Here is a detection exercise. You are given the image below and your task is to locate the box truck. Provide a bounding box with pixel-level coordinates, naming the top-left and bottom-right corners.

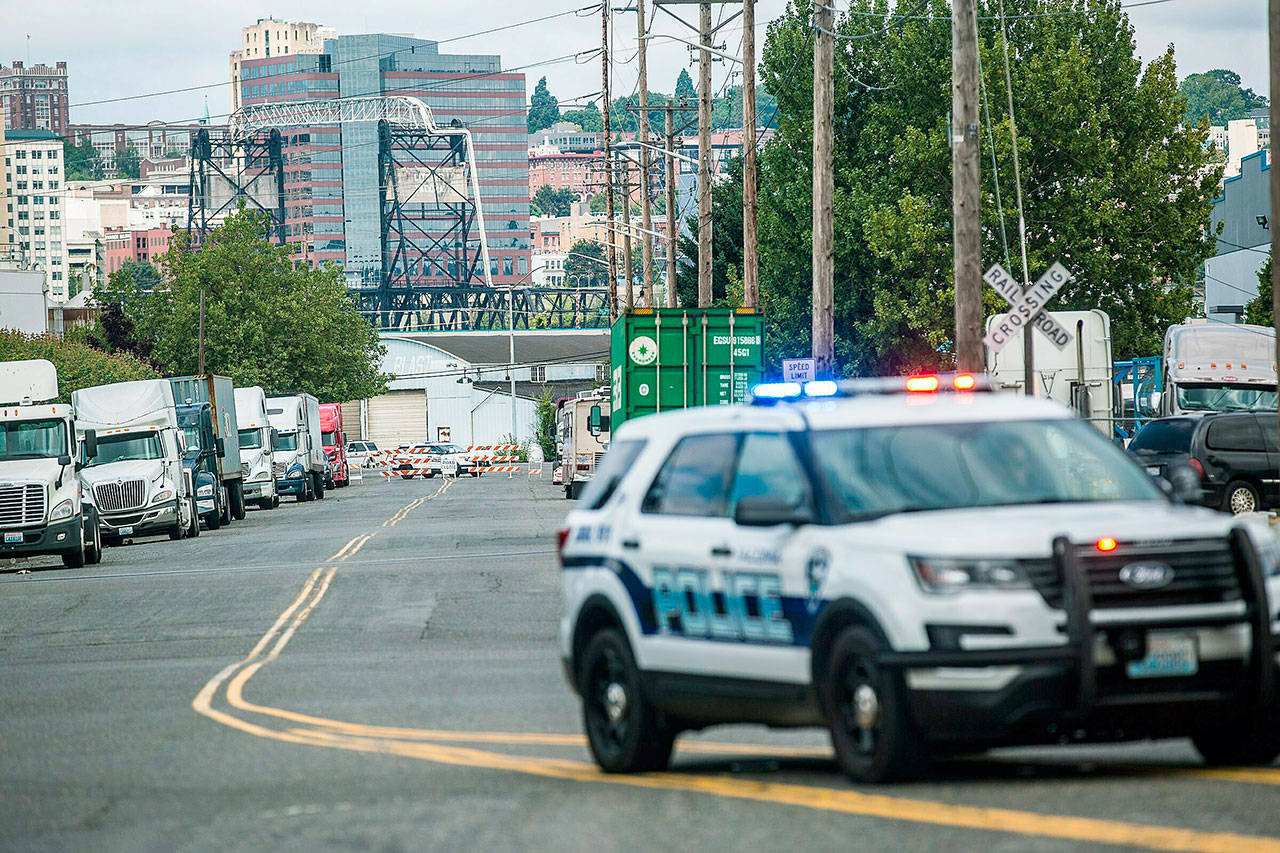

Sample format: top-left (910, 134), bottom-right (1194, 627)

top-left (171, 375), bottom-right (245, 521)
top-left (234, 386), bottom-right (279, 510)
top-left (73, 378), bottom-right (198, 543)
top-left (0, 360), bottom-right (103, 567)
top-left (318, 403), bottom-right (349, 488)
top-left (267, 393), bottom-right (326, 501)
top-left (556, 388), bottom-right (610, 500)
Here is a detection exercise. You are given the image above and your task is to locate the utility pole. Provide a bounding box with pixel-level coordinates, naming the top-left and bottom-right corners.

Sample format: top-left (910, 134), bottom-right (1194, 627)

top-left (636, 0), bottom-right (655, 307)
top-left (811, 0), bottom-right (834, 377)
top-left (619, 153), bottom-right (634, 310)
top-left (665, 107), bottom-right (680, 306)
top-left (697, 1), bottom-right (714, 306)
top-left (742, 0), bottom-right (759, 308)
top-left (197, 288), bottom-right (206, 375)
top-left (601, 3), bottom-right (619, 321)
top-left (1271, 0), bottom-right (1279, 446)
top-left (951, 0), bottom-right (983, 374)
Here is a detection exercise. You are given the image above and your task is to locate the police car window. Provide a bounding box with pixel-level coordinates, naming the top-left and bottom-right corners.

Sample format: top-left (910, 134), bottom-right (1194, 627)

top-left (808, 418), bottom-right (1162, 520)
top-left (577, 439), bottom-right (646, 510)
top-left (728, 432), bottom-right (810, 513)
top-left (642, 433), bottom-right (738, 517)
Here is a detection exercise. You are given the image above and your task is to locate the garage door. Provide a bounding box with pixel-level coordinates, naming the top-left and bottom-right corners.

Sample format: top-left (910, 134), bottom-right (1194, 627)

top-left (366, 390), bottom-right (427, 449)
top-left (340, 401), bottom-right (362, 440)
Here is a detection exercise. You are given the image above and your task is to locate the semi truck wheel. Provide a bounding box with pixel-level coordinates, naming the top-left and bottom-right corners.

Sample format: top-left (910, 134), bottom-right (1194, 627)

top-left (187, 498), bottom-right (200, 538)
top-left (61, 529), bottom-right (86, 569)
top-left (230, 483), bottom-right (246, 521)
top-left (85, 520), bottom-right (103, 565)
top-left (219, 487), bottom-right (232, 525)
top-left (314, 472), bottom-right (326, 500)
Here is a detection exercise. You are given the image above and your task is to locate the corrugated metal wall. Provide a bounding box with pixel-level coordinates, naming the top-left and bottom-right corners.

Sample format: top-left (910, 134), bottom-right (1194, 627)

top-left (340, 401), bottom-right (362, 441)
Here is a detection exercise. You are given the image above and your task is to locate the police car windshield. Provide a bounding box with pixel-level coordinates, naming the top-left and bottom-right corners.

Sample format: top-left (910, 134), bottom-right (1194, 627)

top-left (807, 417), bottom-right (1163, 520)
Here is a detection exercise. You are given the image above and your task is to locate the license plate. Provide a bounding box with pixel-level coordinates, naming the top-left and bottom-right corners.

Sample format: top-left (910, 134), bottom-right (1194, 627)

top-left (3, 532), bottom-right (22, 544)
top-left (1126, 634), bottom-right (1198, 679)
top-left (119, 526), bottom-right (133, 536)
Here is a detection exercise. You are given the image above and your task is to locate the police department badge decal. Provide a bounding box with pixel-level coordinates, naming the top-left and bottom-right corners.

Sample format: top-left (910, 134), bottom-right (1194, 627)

top-left (806, 549), bottom-right (830, 613)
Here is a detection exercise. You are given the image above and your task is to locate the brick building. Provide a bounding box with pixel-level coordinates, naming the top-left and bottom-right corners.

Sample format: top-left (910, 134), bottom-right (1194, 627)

top-left (0, 61), bottom-right (69, 136)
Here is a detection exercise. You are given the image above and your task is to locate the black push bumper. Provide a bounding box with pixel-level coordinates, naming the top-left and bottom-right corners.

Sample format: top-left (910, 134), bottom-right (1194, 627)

top-left (0, 515), bottom-right (83, 559)
top-left (878, 529), bottom-right (1280, 746)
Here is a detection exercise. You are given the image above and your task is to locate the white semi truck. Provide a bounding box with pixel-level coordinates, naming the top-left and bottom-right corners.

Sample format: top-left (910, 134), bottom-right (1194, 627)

top-left (234, 386), bottom-right (278, 510)
top-left (1159, 321), bottom-right (1276, 415)
top-left (0, 359), bottom-right (103, 567)
top-left (266, 393), bottom-right (327, 502)
top-left (73, 378), bottom-right (198, 543)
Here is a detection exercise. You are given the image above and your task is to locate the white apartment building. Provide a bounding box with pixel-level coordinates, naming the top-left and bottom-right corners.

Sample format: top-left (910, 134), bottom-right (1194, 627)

top-left (229, 18), bottom-right (335, 112)
top-left (1211, 118), bottom-right (1264, 179)
top-left (4, 130), bottom-right (69, 301)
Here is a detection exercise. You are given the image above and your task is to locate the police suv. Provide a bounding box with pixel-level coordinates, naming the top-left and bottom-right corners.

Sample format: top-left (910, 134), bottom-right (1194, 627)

top-left (558, 375), bottom-right (1280, 782)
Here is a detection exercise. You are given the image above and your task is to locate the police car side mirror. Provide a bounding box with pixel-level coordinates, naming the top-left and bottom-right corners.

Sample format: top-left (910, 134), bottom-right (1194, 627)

top-left (734, 495), bottom-right (815, 527)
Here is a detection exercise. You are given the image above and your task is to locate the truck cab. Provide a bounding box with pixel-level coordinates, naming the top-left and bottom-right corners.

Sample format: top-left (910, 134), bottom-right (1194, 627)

top-left (177, 402), bottom-right (230, 530)
top-left (318, 403), bottom-right (349, 488)
top-left (234, 386), bottom-right (278, 510)
top-left (0, 359), bottom-right (102, 568)
top-left (1160, 322), bottom-right (1277, 416)
top-left (266, 394), bottom-right (326, 502)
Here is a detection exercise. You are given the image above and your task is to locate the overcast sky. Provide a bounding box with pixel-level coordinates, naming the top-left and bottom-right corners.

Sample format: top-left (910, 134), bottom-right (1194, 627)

top-left (0, 0), bottom-right (1266, 127)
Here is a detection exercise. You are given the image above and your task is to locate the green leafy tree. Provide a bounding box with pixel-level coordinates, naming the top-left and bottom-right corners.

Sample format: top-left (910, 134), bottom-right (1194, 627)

top-left (675, 69), bottom-right (696, 105)
top-left (528, 76), bottom-right (561, 133)
top-left (0, 330), bottom-right (158, 402)
top-left (115, 144), bottom-right (142, 180)
top-left (531, 184), bottom-right (576, 217)
top-left (710, 85), bottom-right (780, 130)
top-left (1246, 255), bottom-right (1274, 327)
top-left (564, 239), bottom-right (608, 289)
top-left (108, 209), bottom-right (388, 401)
top-left (755, 0), bottom-right (1216, 375)
top-left (1181, 69), bottom-right (1269, 127)
top-left (561, 104), bottom-right (603, 134)
top-left (63, 138), bottom-right (102, 181)
top-left (535, 388), bottom-right (558, 462)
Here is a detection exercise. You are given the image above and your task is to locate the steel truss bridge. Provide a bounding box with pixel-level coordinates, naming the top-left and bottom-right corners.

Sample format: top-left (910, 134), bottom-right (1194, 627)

top-left (187, 96), bottom-right (607, 330)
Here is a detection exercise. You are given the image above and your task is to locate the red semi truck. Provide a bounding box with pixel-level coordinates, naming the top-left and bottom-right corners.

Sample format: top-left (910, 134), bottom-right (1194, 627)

top-left (318, 403), bottom-right (349, 488)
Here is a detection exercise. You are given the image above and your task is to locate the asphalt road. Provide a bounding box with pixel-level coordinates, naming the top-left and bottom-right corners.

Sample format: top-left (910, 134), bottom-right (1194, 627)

top-left (3, 472), bottom-right (1280, 852)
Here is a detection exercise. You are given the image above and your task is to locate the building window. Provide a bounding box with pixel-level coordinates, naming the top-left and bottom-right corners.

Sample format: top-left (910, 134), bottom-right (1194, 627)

top-left (596, 363), bottom-right (609, 383)
top-left (503, 257), bottom-right (513, 276)
top-left (531, 365), bottom-right (547, 383)
top-left (518, 256), bottom-right (528, 276)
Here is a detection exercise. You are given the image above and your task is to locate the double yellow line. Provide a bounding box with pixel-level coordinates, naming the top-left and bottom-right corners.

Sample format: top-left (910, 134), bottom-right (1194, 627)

top-left (192, 487), bottom-right (1280, 852)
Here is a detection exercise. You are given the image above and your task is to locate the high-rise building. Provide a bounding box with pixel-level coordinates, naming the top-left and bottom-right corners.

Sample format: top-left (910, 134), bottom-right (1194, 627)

top-left (230, 19), bottom-right (335, 113)
top-left (3, 130), bottom-right (69, 301)
top-left (0, 61), bottom-right (69, 136)
top-left (237, 32), bottom-right (530, 290)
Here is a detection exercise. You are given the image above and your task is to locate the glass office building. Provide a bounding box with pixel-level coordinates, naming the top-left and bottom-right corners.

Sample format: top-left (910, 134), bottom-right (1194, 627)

top-left (238, 34), bottom-right (530, 289)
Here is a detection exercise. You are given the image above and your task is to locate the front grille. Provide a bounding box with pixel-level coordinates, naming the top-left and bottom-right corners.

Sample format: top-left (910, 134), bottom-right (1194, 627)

top-left (1025, 537), bottom-right (1241, 610)
top-left (94, 479), bottom-right (147, 513)
top-left (240, 462), bottom-right (250, 478)
top-left (272, 461), bottom-right (286, 478)
top-left (0, 483), bottom-right (45, 526)
top-left (592, 452), bottom-right (605, 468)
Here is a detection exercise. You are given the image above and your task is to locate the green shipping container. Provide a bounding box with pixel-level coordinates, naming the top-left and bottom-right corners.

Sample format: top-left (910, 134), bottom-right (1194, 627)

top-left (610, 308), bottom-right (766, 425)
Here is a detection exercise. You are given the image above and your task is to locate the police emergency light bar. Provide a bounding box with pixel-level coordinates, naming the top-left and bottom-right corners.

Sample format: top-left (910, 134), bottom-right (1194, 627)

top-left (749, 373), bottom-right (991, 405)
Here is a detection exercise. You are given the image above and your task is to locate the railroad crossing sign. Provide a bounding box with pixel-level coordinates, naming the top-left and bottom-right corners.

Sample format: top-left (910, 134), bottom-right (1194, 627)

top-left (983, 262), bottom-right (1075, 353)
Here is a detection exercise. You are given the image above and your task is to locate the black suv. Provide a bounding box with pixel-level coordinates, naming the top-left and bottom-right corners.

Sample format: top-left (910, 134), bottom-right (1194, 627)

top-left (1128, 412), bottom-right (1279, 514)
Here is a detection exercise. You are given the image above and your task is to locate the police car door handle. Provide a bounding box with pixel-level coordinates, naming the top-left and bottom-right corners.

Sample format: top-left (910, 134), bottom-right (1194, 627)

top-left (710, 545), bottom-right (731, 557)
top-left (622, 539), bottom-right (641, 550)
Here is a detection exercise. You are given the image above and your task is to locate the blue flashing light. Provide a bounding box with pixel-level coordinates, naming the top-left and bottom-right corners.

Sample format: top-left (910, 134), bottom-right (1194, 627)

top-left (804, 380), bottom-right (839, 397)
top-left (751, 382), bottom-right (803, 399)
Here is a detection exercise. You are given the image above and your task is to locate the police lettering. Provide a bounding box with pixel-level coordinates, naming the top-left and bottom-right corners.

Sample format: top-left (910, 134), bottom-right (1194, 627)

top-left (651, 568), bottom-right (794, 644)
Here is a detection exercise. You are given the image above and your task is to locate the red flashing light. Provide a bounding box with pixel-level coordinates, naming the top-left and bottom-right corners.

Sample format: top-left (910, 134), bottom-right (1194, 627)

top-left (1096, 537), bottom-right (1118, 552)
top-left (953, 374), bottom-right (976, 390)
top-left (557, 527), bottom-right (570, 565)
top-left (906, 376), bottom-right (939, 392)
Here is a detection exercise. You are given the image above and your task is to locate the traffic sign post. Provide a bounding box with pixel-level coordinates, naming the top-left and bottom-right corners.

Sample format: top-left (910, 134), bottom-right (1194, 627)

top-left (983, 262), bottom-right (1075, 353)
top-left (782, 358), bottom-right (816, 383)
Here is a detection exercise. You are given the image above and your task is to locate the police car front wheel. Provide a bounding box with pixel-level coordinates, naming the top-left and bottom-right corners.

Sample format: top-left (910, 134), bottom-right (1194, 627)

top-left (820, 626), bottom-right (927, 784)
top-left (580, 628), bottom-right (674, 773)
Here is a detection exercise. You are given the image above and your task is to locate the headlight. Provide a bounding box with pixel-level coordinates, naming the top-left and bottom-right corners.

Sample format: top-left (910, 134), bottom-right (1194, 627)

top-left (197, 485), bottom-right (214, 497)
top-left (909, 557), bottom-right (1030, 594)
top-left (1253, 534), bottom-right (1280, 578)
top-left (288, 463), bottom-right (304, 475)
top-left (151, 489), bottom-right (174, 504)
top-left (50, 499), bottom-right (75, 521)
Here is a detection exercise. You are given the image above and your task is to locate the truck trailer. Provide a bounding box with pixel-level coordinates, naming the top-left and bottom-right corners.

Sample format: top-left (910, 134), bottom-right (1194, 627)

top-left (171, 375), bottom-right (245, 522)
top-left (266, 393), bottom-right (327, 501)
top-left (0, 360), bottom-right (103, 567)
top-left (73, 378), bottom-right (197, 543)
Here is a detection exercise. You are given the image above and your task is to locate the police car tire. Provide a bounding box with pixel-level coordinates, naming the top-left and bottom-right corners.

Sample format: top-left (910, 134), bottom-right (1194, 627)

top-left (1192, 717), bottom-right (1280, 766)
top-left (580, 628), bottom-right (674, 773)
top-left (820, 626), bottom-right (927, 784)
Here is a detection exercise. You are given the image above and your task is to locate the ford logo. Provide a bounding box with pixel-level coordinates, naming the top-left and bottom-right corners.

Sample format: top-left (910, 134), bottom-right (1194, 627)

top-left (1118, 562), bottom-right (1174, 589)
